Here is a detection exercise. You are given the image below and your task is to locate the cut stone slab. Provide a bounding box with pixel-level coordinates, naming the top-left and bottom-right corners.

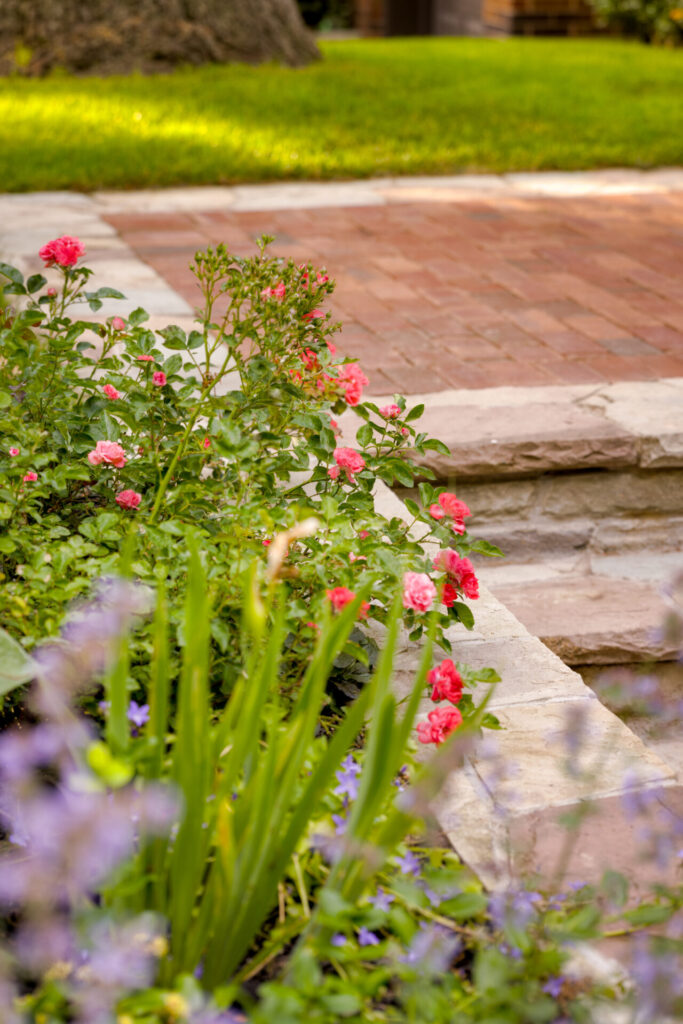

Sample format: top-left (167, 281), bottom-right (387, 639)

top-left (581, 379), bottom-right (683, 469)
top-left (508, 785), bottom-right (683, 901)
top-left (407, 402), bottom-right (639, 480)
top-left (489, 577), bottom-right (678, 665)
top-left (470, 699), bottom-right (675, 815)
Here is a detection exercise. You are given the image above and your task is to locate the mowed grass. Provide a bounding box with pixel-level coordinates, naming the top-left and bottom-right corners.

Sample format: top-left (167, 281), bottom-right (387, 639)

top-left (0, 37), bottom-right (681, 192)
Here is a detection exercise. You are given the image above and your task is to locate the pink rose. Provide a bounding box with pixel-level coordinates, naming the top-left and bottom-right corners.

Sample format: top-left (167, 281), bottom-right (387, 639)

top-left (427, 660), bottom-right (463, 705)
top-left (303, 308), bottom-right (324, 322)
top-left (22, 472), bottom-right (38, 483)
top-left (429, 504), bottom-right (445, 520)
top-left (102, 384), bottom-right (120, 400)
top-left (137, 355), bottom-right (154, 363)
top-left (115, 489), bottom-right (141, 510)
top-left (47, 287), bottom-right (57, 298)
top-left (326, 340), bottom-right (337, 356)
top-left (111, 317), bottom-right (126, 331)
top-left (317, 272), bottom-right (329, 285)
top-left (402, 572), bottom-right (437, 613)
top-left (8, 447), bottom-right (19, 457)
top-left (328, 466), bottom-right (340, 480)
top-left (333, 447), bottom-right (366, 483)
top-left (203, 436), bottom-right (211, 450)
top-left (336, 363), bottom-right (369, 406)
top-left (379, 404), bottom-right (401, 420)
top-left (87, 441), bottom-right (126, 468)
top-left (437, 493), bottom-right (471, 533)
top-left (39, 235), bottom-right (85, 269)
top-left (433, 550), bottom-right (479, 601)
top-left (152, 371), bottom-right (167, 387)
top-left (326, 586), bottom-right (369, 618)
top-left (416, 706), bottom-right (462, 746)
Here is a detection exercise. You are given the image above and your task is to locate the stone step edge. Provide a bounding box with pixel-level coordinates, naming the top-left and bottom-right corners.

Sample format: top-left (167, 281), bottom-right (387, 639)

top-left (373, 480), bottom-right (679, 894)
top-left (362, 379), bottom-right (683, 480)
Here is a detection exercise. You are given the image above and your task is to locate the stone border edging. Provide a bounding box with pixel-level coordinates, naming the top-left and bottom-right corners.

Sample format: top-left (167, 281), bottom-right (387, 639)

top-left (373, 480), bottom-right (678, 894)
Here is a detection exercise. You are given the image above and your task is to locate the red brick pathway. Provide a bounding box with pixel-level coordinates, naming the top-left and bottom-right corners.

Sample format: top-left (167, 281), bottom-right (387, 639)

top-left (106, 191), bottom-right (683, 394)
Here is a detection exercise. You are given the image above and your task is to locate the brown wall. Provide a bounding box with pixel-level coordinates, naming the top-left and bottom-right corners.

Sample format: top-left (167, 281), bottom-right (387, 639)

top-left (483, 0), bottom-right (594, 34)
top-left (355, 0), bottom-right (594, 35)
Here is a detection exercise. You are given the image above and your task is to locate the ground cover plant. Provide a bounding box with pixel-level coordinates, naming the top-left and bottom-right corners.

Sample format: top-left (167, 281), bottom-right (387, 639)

top-left (0, 38), bottom-right (682, 192)
top-left (0, 241), bottom-right (681, 1022)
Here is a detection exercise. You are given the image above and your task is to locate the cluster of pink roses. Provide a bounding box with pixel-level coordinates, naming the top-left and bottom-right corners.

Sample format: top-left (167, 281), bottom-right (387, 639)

top-left (401, 550), bottom-right (479, 613)
top-left (329, 447), bottom-right (365, 483)
top-left (429, 491), bottom-right (471, 535)
top-left (418, 659), bottom-right (464, 746)
top-left (87, 442), bottom-right (141, 511)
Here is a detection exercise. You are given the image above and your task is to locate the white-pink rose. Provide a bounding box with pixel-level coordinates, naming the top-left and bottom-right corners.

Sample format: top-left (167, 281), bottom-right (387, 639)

top-left (402, 572), bottom-right (437, 613)
top-left (87, 440), bottom-right (127, 468)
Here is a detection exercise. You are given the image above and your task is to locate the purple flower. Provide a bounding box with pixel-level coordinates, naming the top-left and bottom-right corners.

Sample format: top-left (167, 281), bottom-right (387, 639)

top-left (368, 887), bottom-right (394, 912)
top-left (488, 888), bottom-right (542, 936)
top-left (334, 755), bottom-right (361, 801)
top-left (631, 939), bottom-right (683, 1016)
top-left (331, 933), bottom-right (347, 947)
top-left (331, 812), bottom-right (347, 836)
top-left (396, 849), bottom-right (421, 877)
top-left (542, 976), bottom-right (565, 998)
top-left (401, 922), bottom-right (460, 972)
top-left (357, 927), bottom-right (380, 947)
top-left (127, 700), bottom-right (150, 729)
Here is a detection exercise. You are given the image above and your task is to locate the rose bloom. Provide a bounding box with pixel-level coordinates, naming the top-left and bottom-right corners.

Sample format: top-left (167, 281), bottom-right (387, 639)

top-left (326, 587), bottom-right (369, 618)
top-left (336, 363), bottom-right (369, 406)
top-left (379, 404), bottom-right (401, 420)
top-left (152, 372), bottom-right (167, 387)
top-left (102, 384), bottom-right (120, 400)
top-left (46, 287), bottom-right (57, 298)
top-left (115, 490), bottom-right (141, 510)
top-left (417, 706), bottom-right (463, 746)
top-left (87, 441), bottom-right (127, 468)
top-left (433, 550), bottom-right (479, 601)
top-left (427, 660), bottom-right (463, 705)
top-left (203, 436), bottom-right (211, 450)
top-left (111, 317), bottom-right (126, 331)
top-left (303, 308), bottom-right (324, 322)
top-left (39, 235), bottom-right (85, 268)
top-left (328, 465), bottom-right (340, 480)
top-left (333, 447), bottom-right (365, 482)
top-left (402, 572), bottom-right (437, 613)
top-left (22, 472), bottom-right (38, 483)
top-left (137, 355), bottom-right (154, 363)
top-left (8, 447), bottom-right (19, 457)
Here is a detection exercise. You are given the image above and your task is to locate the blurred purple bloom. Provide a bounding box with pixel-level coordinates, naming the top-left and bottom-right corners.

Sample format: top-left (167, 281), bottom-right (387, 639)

top-left (542, 976), bottom-right (565, 998)
top-left (631, 939), bottom-right (683, 1017)
top-left (401, 922), bottom-right (460, 972)
top-left (489, 888), bottom-right (542, 936)
top-left (368, 887), bottom-right (394, 912)
top-left (127, 700), bottom-right (150, 729)
top-left (32, 578), bottom-right (152, 720)
top-left (396, 849), bottom-right (421, 877)
top-left (331, 812), bottom-right (347, 836)
top-left (357, 927), bottom-right (380, 947)
top-left (331, 933), bottom-right (347, 947)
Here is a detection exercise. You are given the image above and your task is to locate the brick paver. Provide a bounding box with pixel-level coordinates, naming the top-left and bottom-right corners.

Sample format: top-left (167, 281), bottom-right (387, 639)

top-left (106, 191), bottom-right (683, 394)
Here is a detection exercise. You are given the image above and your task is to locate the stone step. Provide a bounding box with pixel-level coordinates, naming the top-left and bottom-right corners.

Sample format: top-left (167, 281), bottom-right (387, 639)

top-left (403, 380), bottom-right (683, 481)
top-left (485, 575), bottom-right (679, 665)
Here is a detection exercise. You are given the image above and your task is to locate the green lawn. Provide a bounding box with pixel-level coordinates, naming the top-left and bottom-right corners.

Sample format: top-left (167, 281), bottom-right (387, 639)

top-left (0, 38), bottom-right (681, 192)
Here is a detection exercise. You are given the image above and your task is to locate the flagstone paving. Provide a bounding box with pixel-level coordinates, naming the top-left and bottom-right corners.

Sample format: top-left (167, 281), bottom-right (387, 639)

top-left (103, 183), bottom-right (683, 394)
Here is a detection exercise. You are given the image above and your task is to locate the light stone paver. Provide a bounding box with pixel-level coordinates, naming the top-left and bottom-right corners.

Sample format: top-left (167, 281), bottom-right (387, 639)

top-left (92, 168), bottom-right (683, 215)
